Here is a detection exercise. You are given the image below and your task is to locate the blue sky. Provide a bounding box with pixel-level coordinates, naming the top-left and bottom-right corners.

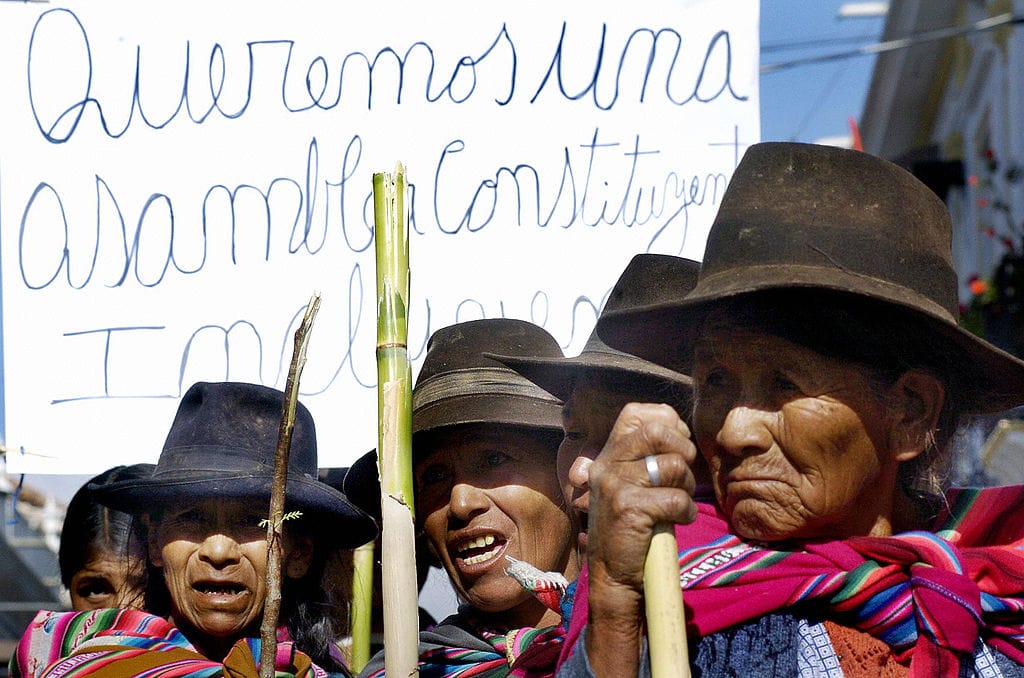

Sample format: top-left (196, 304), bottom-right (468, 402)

top-left (759, 1), bottom-right (887, 145)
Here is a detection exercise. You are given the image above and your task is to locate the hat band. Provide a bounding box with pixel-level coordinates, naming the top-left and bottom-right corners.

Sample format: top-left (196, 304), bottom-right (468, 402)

top-left (154, 445), bottom-right (314, 477)
top-left (413, 367), bottom-right (560, 411)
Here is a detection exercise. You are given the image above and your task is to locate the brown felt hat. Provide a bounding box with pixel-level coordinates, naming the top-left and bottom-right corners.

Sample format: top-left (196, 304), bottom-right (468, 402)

top-left (488, 254), bottom-right (698, 402)
top-left (597, 142), bottom-right (1024, 413)
top-left (412, 318), bottom-right (565, 440)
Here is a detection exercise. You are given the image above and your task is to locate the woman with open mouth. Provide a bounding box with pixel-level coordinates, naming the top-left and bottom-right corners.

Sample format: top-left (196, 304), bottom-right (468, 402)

top-left (355, 318), bottom-right (579, 678)
top-left (13, 381), bottom-right (377, 678)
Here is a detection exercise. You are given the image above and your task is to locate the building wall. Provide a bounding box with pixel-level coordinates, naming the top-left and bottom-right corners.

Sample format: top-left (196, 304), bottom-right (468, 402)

top-left (862, 0), bottom-right (1024, 307)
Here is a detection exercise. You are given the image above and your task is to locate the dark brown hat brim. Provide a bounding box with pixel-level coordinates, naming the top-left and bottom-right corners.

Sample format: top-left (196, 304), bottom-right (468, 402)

top-left (487, 349), bottom-right (692, 403)
top-left (598, 267), bottom-right (1024, 413)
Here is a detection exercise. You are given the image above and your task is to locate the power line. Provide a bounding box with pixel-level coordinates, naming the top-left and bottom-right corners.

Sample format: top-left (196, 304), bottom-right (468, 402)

top-left (762, 11), bottom-right (1024, 74)
top-left (762, 34), bottom-right (878, 54)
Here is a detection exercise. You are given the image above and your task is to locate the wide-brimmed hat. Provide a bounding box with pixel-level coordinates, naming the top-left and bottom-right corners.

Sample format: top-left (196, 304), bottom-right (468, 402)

top-left (412, 318), bottom-right (565, 438)
top-left (487, 254), bottom-right (698, 402)
top-left (340, 320), bottom-right (565, 513)
top-left (597, 142), bottom-right (1024, 413)
top-left (92, 381), bottom-right (377, 547)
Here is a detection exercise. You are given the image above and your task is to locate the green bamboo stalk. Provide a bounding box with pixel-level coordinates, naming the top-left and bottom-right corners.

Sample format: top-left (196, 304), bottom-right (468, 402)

top-left (348, 541), bottom-right (376, 673)
top-left (372, 164), bottom-right (419, 678)
top-left (260, 293), bottom-right (322, 678)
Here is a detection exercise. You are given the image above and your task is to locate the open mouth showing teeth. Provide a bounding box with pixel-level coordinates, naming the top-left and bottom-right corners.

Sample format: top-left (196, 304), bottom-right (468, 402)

top-left (454, 534), bottom-right (505, 566)
top-left (195, 583), bottom-right (245, 596)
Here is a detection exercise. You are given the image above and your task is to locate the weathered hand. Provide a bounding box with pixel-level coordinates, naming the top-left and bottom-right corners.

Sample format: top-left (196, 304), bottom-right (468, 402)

top-left (583, 402), bottom-right (699, 676)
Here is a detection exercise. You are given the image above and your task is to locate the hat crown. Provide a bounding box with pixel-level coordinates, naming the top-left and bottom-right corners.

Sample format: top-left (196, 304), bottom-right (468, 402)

top-left (417, 318), bottom-right (563, 381)
top-left (158, 381), bottom-right (317, 478)
top-left (413, 319), bottom-right (564, 434)
top-left (586, 254), bottom-right (701, 354)
top-left (604, 254), bottom-right (701, 315)
top-left (702, 142), bottom-right (958, 318)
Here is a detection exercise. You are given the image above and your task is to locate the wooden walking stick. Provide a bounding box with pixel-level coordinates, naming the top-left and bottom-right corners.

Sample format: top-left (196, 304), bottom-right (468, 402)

top-left (644, 524), bottom-right (690, 677)
top-left (259, 293), bottom-right (321, 678)
top-left (373, 163), bottom-right (419, 677)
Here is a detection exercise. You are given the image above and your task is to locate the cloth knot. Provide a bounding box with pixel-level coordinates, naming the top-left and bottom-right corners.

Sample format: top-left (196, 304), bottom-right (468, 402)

top-left (846, 531), bottom-right (982, 675)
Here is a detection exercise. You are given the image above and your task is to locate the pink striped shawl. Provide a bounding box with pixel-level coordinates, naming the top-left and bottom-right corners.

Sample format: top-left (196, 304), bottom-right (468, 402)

top-left (559, 485), bottom-right (1024, 678)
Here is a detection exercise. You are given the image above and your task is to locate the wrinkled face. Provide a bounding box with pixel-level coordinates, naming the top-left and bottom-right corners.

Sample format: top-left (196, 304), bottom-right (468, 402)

top-left (416, 425), bottom-right (577, 627)
top-left (69, 552), bottom-right (145, 611)
top-left (149, 498), bottom-right (311, 648)
top-left (692, 326), bottom-right (899, 542)
top-left (559, 376), bottom-right (631, 556)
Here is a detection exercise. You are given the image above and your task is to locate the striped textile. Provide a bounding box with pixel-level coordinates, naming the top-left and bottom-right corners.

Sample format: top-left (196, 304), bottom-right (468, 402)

top-left (10, 608), bottom-right (330, 678)
top-left (359, 613), bottom-right (565, 678)
top-left (560, 485), bottom-right (1024, 678)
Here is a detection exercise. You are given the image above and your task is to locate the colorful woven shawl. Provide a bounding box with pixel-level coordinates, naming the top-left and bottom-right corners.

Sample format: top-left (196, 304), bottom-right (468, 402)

top-left (359, 611), bottom-right (565, 678)
top-left (418, 623), bottom-right (564, 678)
top-left (560, 485), bottom-right (1024, 678)
top-left (10, 608), bottom-right (330, 678)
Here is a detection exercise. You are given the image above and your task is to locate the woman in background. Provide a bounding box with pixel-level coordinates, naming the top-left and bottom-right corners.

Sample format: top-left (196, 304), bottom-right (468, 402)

top-left (59, 463), bottom-right (154, 611)
top-left (491, 253), bottom-right (707, 562)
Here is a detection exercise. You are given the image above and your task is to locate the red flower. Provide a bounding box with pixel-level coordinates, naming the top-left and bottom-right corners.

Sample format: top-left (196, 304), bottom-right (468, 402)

top-left (970, 278), bottom-right (989, 296)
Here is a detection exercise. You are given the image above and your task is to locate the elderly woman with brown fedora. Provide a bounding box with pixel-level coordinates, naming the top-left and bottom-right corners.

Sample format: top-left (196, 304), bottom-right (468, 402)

top-left (557, 143), bottom-right (1024, 677)
top-left (12, 381), bottom-right (377, 678)
top-left (355, 318), bottom-right (580, 678)
top-left (490, 253), bottom-right (710, 562)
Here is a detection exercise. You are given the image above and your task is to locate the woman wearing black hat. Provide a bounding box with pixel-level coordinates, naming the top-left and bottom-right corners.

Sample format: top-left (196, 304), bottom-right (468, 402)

top-left (12, 381), bottom-right (377, 678)
top-left (559, 143), bottom-right (1024, 676)
top-left (355, 318), bottom-right (579, 678)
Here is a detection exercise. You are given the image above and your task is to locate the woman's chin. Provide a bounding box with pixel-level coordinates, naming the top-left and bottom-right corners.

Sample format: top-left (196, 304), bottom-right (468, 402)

top-left (727, 502), bottom-right (801, 542)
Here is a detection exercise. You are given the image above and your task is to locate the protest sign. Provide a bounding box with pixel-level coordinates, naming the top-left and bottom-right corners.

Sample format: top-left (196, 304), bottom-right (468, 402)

top-left (0, 0), bottom-right (759, 473)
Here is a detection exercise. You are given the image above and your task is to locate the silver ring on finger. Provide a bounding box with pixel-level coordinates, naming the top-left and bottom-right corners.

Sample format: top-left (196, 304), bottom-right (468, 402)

top-left (645, 454), bottom-right (661, 487)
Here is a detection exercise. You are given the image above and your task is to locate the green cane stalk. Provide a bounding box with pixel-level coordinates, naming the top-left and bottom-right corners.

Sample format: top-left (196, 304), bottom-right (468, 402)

top-left (371, 164), bottom-right (419, 677)
top-left (348, 542), bottom-right (376, 672)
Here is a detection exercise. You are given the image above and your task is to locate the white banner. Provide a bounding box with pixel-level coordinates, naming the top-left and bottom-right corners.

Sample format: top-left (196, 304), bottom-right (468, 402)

top-left (0, 0), bottom-right (759, 474)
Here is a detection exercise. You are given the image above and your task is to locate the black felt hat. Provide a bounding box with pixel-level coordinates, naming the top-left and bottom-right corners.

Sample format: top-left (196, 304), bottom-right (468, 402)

top-left (92, 381), bottom-right (377, 548)
top-left (597, 142), bottom-right (1024, 412)
top-left (488, 254), bottom-right (698, 402)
